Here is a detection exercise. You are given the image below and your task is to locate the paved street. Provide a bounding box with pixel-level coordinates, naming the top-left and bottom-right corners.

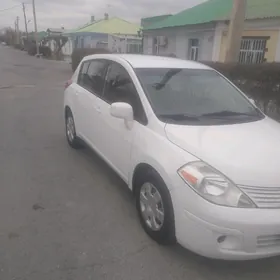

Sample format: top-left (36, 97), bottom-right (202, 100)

top-left (0, 45), bottom-right (280, 280)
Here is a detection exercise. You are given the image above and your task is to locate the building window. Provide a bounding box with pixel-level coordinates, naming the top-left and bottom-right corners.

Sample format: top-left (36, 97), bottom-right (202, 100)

top-left (153, 37), bottom-right (159, 55)
top-left (96, 41), bottom-right (108, 49)
top-left (188, 39), bottom-right (199, 61)
top-left (239, 37), bottom-right (268, 64)
top-left (126, 43), bottom-right (142, 54)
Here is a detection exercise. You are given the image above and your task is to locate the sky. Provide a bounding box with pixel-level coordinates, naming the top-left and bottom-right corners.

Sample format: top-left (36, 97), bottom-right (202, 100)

top-left (0, 0), bottom-right (204, 31)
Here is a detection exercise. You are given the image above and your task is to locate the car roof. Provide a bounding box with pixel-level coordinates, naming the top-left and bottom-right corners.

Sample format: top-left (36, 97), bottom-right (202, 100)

top-left (83, 54), bottom-right (211, 70)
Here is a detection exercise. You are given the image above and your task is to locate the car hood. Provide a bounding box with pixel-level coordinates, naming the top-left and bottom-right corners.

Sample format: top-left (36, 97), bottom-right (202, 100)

top-left (165, 117), bottom-right (280, 187)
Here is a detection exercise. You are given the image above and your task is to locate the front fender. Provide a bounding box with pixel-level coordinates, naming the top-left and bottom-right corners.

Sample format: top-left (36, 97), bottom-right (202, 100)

top-left (129, 127), bottom-right (198, 191)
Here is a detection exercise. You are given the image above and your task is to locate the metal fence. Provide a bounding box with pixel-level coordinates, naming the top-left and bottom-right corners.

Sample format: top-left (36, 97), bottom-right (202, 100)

top-left (239, 38), bottom-right (267, 64)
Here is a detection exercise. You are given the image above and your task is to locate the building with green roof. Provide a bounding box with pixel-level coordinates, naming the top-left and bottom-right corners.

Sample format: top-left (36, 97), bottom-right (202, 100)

top-left (143, 0), bottom-right (280, 63)
top-left (63, 15), bottom-right (142, 56)
top-left (76, 17), bottom-right (140, 35)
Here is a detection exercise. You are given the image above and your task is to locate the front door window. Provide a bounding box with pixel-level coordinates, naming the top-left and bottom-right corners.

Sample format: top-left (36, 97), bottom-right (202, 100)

top-left (103, 62), bottom-right (147, 124)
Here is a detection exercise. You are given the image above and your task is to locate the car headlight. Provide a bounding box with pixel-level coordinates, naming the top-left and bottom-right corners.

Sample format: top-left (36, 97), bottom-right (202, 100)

top-left (178, 161), bottom-right (256, 208)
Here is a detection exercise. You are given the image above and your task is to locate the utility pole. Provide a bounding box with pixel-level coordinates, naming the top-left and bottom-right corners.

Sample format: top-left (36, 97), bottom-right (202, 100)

top-left (22, 3), bottom-right (29, 41)
top-left (14, 20), bottom-right (17, 45)
top-left (32, 0), bottom-right (40, 56)
top-left (15, 16), bottom-right (20, 45)
top-left (224, 0), bottom-right (247, 63)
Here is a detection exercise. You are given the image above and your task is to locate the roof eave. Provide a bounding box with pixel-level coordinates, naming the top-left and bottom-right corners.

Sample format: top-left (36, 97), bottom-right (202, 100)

top-left (143, 20), bottom-right (220, 31)
top-left (143, 14), bottom-right (280, 31)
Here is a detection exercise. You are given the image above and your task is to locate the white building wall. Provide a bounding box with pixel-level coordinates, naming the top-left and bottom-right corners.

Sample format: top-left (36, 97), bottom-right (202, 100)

top-left (108, 35), bottom-right (125, 53)
top-left (62, 39), bottom-right (73, 56)
top-left (203, 32), bottom-right (215, 60)
top-left (143, 29), bottom-right (177, 56)
top-left (212, 22), bottom-right (225, 61)
top-left (48, 37), bottom-right (73, 56)
top-left (143, 18), bottom-right (280, 62)
top-left (48, 40), bottom-right (55, 52)
top-left (186, 30), bottom-right (214, 61)
top-left (143, 35), bottom-right (153, 55)
top-left (143, 23), bottom-right (215, 61)
top-left (108, 35), bottom-right (142, 53)
top-left (87, 37), bottom-right (105, 48)
top-left (107, 35), bottom-right (114, 51)
top-left (175, 31), bottom-right (187, 59)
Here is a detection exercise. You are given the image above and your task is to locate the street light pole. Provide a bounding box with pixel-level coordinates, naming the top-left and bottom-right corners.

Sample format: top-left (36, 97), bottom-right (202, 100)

top-left (32, 0), bottom-right (39, 56)
top-left (224, 0), bottom-right (247, 63)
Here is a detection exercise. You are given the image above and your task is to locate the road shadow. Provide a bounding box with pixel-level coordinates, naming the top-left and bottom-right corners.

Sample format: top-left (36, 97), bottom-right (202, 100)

top-left (78, 144), bottom-right (134, 205)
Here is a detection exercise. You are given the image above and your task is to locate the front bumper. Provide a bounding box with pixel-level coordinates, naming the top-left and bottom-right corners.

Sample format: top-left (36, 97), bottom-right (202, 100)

top-left (170, 180), bottom-right (280, 260)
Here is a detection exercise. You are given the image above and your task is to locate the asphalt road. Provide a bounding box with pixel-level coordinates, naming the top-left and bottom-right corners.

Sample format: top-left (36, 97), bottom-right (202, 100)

top-left (1, 45), bottom-right (280, 280)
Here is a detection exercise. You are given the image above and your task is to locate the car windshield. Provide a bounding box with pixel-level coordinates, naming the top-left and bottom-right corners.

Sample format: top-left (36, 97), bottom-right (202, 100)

top-left (135, 68), bottom-right (264, 125)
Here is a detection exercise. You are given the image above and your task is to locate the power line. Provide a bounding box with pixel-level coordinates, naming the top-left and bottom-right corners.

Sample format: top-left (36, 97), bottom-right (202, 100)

top-left (0, 4), bottom-right (21, 12)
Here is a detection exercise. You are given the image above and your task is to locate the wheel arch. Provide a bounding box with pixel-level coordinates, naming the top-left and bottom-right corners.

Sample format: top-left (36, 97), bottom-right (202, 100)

top-left (131, 161), bottom-right (172, 195)
top-left (132, 161), bottom-right (177, 244)
top-left (64, 105), bottom-right (71, 118)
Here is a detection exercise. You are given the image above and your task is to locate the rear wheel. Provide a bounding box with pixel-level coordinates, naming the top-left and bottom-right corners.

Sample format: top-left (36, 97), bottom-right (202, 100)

top-left (65, 109), bottom-right (83, 149)
top-left (135, 169), bottom-right (176, 245)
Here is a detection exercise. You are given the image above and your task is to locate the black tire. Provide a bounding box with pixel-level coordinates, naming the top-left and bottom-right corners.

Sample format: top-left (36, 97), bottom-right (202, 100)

top-left (65, 109), bottom-right (83, 149)
top-left (135, 169), bottom-right (176, 245)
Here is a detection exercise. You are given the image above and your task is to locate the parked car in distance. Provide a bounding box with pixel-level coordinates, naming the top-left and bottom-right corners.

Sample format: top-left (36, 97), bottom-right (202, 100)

top-left (64, 54), bottom-right (280, 260)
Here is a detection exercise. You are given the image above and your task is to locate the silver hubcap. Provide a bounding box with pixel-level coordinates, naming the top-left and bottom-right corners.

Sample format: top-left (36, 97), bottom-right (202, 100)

top-left (139, 183), bottom-right (164, 231)
top-left (66, 116), bottom-right (75, 142)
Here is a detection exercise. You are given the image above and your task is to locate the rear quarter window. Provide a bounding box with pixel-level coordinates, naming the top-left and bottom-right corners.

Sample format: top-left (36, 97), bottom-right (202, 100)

top-left (77, 61), bottom-right (90, 86)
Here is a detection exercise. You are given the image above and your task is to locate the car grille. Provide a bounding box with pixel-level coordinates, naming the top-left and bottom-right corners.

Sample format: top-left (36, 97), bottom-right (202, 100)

top-left (239, 185), bottom-right (280, 208)
top-left (257, 234), bottom-right (280, 248)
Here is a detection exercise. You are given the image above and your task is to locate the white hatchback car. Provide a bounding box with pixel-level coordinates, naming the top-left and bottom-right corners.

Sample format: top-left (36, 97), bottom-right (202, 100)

top-left (64, 54), bottom-right (280, 260)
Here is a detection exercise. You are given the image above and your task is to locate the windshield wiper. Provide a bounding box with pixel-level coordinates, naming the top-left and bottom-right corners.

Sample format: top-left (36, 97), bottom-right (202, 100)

top-left (158, 113), bottom-right (200, 121)
top-left (159, 111), bottom-right (259, 123)
top-left (153, 69), bottom-right (182, 90)
top-left (201, 111), bottom-right (257, 118)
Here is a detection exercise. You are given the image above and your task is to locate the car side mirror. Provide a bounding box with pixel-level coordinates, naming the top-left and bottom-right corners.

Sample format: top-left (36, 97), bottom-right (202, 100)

top-left (110, 102), bottom-right (134, 129)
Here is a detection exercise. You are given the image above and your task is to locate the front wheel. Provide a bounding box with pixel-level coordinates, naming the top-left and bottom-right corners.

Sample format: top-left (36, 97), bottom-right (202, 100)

top-left (135, 169), bottom-right (176, 245)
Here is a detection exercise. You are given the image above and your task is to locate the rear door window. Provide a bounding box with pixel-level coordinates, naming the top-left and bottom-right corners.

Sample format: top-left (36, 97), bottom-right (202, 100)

top-left (77, 59), bottom-right (108, 97)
